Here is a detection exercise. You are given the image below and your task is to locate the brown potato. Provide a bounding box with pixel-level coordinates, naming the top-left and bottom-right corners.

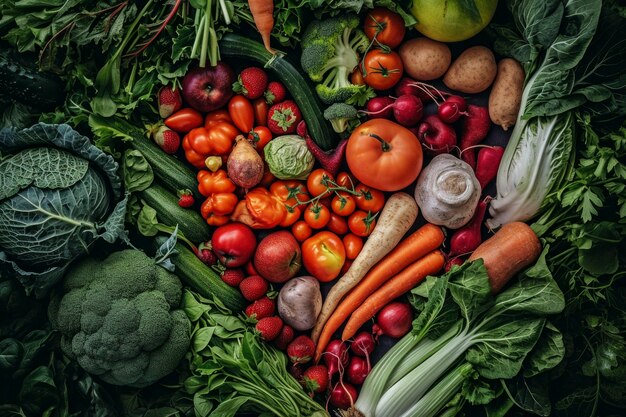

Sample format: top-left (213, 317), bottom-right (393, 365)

top-left (398, 37), bottom-right (451, 81)
top-left (443, 46), bottom-right (497, 94)
top-left (488, 58), bottom-right (525, 131)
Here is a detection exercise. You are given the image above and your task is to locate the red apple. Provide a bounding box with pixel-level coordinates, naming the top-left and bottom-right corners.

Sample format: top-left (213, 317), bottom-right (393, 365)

top-left (211, 223), bottom-right (257, 268)
top-left (182, 62), bottom-right (235, 113)
top-left (254, 231), bottom-right (302, 283)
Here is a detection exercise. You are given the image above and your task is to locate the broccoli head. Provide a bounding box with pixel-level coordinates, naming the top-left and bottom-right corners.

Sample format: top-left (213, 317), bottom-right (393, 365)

top-left (48, 249), bottom-right (191, 388)
top-left (300, 14), bottom-right (372, 104)
top-left (323, 103), bottom-right (361, 134)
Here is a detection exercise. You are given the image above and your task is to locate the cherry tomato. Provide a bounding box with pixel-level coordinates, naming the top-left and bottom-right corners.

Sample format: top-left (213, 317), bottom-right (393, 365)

top-left (363, 7), bottom-right (406, 49)
top-left (165, 108), bottom-right (203, 133)
top-left (204, 109), bottom-right (232, 129)
top-left (348, 210), bottom-right (377, 237)
top-left (304, 203), bottom-right (331, 229)
top-left (248, 126), bottom-right (273, 153)
top-left (307, 168), bottom-right (334, 197)
top-left (343, 233), bottom-right (364, 260)
top-left (327, 213), bottom-right (349, 235)
top-left (253, 97), bottom-right (269, 127)
top-left (302, 231), bottom-right (346, 282)
top-left (354, 184), bottom-right (386, 212)
top-left (211, 223), bottom-right (257, 267)
top-left (362, 49), bottom-right (404, 91)
top-left (336, 172), bottom-right (357, 189)
top-left (292, 220), bottom-right (313, 242)
top-left (350, 68), bottom-right (366, 86)
top-left (228, 95), bottom-right (254, 133)
top-left (331, 192), bottom-right (357, 217)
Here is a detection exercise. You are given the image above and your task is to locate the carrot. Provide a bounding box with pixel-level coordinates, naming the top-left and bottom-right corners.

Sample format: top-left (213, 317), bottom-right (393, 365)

top-left (248, 0), bottom-right (275, 54)
top-left (468, 221), bottom-right (541, 293)
top-left (341, 250), bottom-right (446, 341)
top-left (313, 223), bottom-right (444, 362)
top-left (311, 192), bottom-right (418, 344)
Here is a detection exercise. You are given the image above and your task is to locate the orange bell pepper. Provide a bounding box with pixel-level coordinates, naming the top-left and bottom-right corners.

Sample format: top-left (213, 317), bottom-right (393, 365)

top-left (200, 192), bottom-right (238, 226)
top-left (197, 169), bottom-right (236, 197)
top-left (182, 122), bottom-right (239, 169)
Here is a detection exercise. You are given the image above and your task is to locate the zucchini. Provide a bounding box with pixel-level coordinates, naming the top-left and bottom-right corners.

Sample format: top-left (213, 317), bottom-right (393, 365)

top-left (140, 183), bottom-right (210, 245)
top-left (130, 135), bottom-right (202, 200)
top-left (219, 34), bottom-right (337, 151)
top-left (0, 45), bottom-right (65, 110)
top-left (152, 236), bottom-right (245, 312)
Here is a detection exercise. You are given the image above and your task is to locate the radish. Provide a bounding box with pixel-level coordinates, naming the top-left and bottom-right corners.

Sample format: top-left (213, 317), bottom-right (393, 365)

top-left (437, 95), bottom-right (468, 124)
top-left (329, 382), bottom-right (358, 409)
top-left (460, 105), bottom-right (491, 169)
top-left (417, 114), bottom-right (457, 155)
top-left (475, 146), bottom-right (505, 190)
top-left (350, 331), bottom-right (376, 358)
top-left (361, 95), bottom-right (423, 126)
top-left (363, 96), bottom-right (395, 119)
top-left (323, 339), bottom-right (349, 377)
top-left (444, 256), bottom-right (465, 272)
top-left (347, 356), bottom-right (371, 385)
top-left (373, 302), bottom-right (413, 339)
top-left (448, 199), bottom-right (488, 259)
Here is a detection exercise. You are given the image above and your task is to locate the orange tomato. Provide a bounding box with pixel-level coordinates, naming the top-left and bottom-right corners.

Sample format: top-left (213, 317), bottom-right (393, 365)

top-left (331, 192), bottom-right (357, 217)
top-left (304, 202), bottom-right (331, 229)
top-left (343, 233), bottom-right (364, 260)
top-left (346, 119), bottom-right (423, 191)
top-left (292, 220), bottom-right (313, 242)
top-left (302, 231), bottom-right (346, 282)
top-left (348, 210), bottom-right (377, 237)
top-left (307, 168), bottom-right (335, 197)
top-left (354, 184), bottom-right (386, 212)
top-left (362, 49), bottom-right (404, 91)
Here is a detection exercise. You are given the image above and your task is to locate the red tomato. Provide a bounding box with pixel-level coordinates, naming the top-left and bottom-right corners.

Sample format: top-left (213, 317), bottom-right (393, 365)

top-left (165, 108), bottom-right (203, 133)
top-left (248, 126), bottom-right (273, 153)
top-left (228, 95), bottom-right (254, 133)
top-left (253, 97), bottom-right (269, 127)
top-left (331, 192), bottom-right (357, 217)
top-left (346, 119), bottom-right (423, 192)
top-left (354, 184), bottom-right (386, 212)
top-left (348, 210), bottom-right (377, 237)
top-left (327, 213), bottom-right (349, 235)
top-left (211, 223), bottom-right (257, 267)
top-left (292, 220), bottom-right (313, 242)
top-left (362, 49), bottom-right (404, 91)
top-left (343, 233), bottom-right (364, 260)
top-left (336, 172), bottom-right (357, 189)
top-left (307, 169), bottom-right (334, 198)
top-left (363, 7), bottom-right (406, 49)
top-left (302, 231), bottom-right (346, 282)
top-left (304, 203), bottom-right (331, 229)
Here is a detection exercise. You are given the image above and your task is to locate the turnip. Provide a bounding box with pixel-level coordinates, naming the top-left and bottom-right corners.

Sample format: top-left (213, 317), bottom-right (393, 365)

top-left (360, 95), bottom-right (423, 126)
top-left (416, 114), bottom-right (457, 155)
top-left (448, 199), bottom-right (488, 259)
top-left (475, 146), bottom-right (505, 190)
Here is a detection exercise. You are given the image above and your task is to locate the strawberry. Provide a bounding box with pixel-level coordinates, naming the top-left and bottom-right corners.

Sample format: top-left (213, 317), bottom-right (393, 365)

top-left (221, 268), bottom-right (245, 287)
top-left (195, 242), bottom-right (217, 266)
top-left (153, 125), bottom-right (181, 154)
top-left (264, 81), bottom-right (287, 105)
top-left (239, 275), bottom-right (269, 301)
top-left (232, 67), bottom-right (269, 100)
top-left (302, 365), bottom-right (330, 394)
top-left (245, 296), bottom-right (275, 319)
top-left (267, 100), bottom-right (302, 135)
top-left (274, 324), bottom-right (295, 350)
top-left (287, 335), bottom-right (316, 364)
top-left (157, 85), bottom-right (182, 119)
top-left (177, 189), bottom-right (195, 208)
top-left (256, 316), bottom-right (283, 341)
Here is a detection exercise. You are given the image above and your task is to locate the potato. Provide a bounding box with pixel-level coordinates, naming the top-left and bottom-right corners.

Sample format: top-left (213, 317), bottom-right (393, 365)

top-left (443, 46), bottom-right (497, 94)
top-left (398, 37), bottom-right (451, 81)
top-left (277, 276), bottom-right (322, 331)
top-left (488, 58), bottom-right (525, 131)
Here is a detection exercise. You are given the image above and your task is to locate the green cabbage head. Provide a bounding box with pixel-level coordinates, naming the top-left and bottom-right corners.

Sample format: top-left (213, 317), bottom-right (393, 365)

top-left (0, 124), bottom-right (127, 297)
top-left (264, 135), bottom-right (315, 180)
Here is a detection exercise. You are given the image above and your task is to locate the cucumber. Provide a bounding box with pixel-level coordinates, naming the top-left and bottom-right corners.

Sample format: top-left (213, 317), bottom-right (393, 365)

top-left (140, 183), bottom-right (210, 245)
top-left (219, 34), bottom-right (337, 151)
top-left (0, 45), bottom-right (65, 110)
top-left (130, 135), bottom-right (202, 201)
top-left (152, 236), bottom-right (245, 312)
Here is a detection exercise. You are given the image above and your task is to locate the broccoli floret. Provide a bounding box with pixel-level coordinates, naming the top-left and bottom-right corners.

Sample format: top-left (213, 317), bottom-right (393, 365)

top-left (48, 249), bottom-right (191, 388)
top-left (323, 103), bottom-right (361, 134)
top-left (300, 14), bottom-right (372, 104)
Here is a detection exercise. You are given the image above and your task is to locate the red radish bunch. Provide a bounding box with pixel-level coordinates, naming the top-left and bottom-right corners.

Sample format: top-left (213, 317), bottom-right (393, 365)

top-left (360, 94), bottom-right (423, 127)
top-left (476, 146), bottom-right (505, 190)
top-left (350, 332), bottom-right (376, 358)
top-left (323, 340), bottom-right (349, 377)
top-left (448, 199), bottom-right (488, 260)
top-left (373, 302), bottom-right (413, 339)
top-left (417, 114), bottom-right (457, 155)
top-left (437, 95), bottom-right (468, 124)
top-left (444, 256), bottom-right (465, 272)
top-left (460, 105), bottom-right (491, 169)
top-left (363, 96), bottom-right (395, 120)
top-left (347, 356), bottom-right (371, 385)
top-left (329, 382), bottom-right (358, 409)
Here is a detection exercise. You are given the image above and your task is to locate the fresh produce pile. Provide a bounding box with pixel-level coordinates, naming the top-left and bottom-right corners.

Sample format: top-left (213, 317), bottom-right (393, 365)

top-left (1, 1), bottom-right (625, 417)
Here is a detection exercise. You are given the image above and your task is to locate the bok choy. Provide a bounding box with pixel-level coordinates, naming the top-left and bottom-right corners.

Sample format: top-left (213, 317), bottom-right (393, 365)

top-left (487, 0), bottom-right (626, 228)
top-left (342, 253), bottom-right (565, 417)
